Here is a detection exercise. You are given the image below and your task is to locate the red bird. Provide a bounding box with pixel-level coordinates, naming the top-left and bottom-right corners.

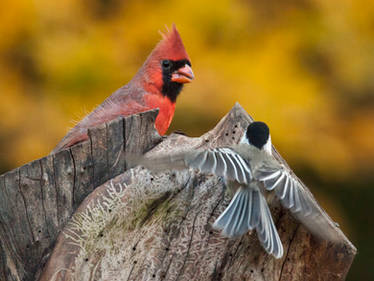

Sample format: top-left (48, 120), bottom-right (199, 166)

top-left (51, 25), bottom-right (193, 154)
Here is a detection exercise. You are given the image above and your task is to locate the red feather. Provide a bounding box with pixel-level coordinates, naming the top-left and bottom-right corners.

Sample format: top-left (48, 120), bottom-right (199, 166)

top-left (51, 25), bottom-right (191, 153)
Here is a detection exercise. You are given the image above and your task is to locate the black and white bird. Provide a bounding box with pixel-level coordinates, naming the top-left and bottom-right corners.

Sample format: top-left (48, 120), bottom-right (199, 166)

top-left (132, 121), bottom-right (340, 258)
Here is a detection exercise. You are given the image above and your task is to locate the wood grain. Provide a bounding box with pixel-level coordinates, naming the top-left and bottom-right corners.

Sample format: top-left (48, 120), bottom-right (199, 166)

top-left (0, 105), bottom-right (356, 281)
top-left (0, 110), bottom-right (161, 281)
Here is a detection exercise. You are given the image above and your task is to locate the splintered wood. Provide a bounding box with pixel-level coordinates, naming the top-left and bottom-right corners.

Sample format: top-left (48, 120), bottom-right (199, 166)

top-left (0, 105), bottom-right (356, 281)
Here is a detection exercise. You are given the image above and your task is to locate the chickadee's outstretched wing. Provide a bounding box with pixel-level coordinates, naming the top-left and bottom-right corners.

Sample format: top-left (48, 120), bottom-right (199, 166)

top-left (255, 165), bottom-right (313, 214)
top-left (132, 148), bottom-right (252, 184)
top-left (186, 148), bottom-right (252, 184)
top-left (255, 163), bottom-right (340, 242)
top-left (127, 152), bottom-right (188, 172)
top-left (213, 186), bottom-right (283, 258)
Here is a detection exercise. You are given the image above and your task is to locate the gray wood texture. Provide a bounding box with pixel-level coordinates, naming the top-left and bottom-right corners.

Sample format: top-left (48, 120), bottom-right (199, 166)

top-left (0, 104), bottom-right (356, 281)
top-left (0, 110), bottom-right (161, 281)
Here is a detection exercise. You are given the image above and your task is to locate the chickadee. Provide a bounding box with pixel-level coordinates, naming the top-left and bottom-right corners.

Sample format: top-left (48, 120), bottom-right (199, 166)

top-left (133, 122), bottom-right (340, 258)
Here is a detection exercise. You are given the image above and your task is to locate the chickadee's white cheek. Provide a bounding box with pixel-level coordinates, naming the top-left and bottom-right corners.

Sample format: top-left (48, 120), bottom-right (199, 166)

top-left (240, 134), bottom-right (250, 145)
top-left (263, 136), bottom-right (272, 154)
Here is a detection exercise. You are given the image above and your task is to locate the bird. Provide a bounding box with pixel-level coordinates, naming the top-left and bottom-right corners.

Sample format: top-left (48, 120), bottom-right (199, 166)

top-left (131, 121), bottom-right (341, 258)
top-left (51, 24), bottom-right (194, 154)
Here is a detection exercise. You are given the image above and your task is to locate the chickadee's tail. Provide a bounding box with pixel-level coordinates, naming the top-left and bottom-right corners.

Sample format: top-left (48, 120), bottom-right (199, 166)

top-left (213, 186), bottom-right (284, 258)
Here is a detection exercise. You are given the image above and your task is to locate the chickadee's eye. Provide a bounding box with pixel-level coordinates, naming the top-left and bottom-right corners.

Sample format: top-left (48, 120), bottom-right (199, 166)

top-left (162, 60), bottom-right (172, 69)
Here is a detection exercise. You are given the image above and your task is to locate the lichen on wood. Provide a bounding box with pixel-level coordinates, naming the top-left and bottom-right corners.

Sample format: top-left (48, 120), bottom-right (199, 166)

top-left (0, 104), bottom-right (356, 281)
top-left (39, 104), bottom-right (356, 281)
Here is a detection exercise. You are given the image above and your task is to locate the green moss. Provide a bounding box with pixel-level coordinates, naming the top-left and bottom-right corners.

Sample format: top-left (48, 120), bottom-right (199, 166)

top-left (118, 191), bottom-right (184, 232)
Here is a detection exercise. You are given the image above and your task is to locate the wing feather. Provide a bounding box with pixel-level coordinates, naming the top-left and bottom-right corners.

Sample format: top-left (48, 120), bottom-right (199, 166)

top-left (215, 152), bottom-right (227, 176)
top-left (213, 186), bottom-right (283, 258)
top-left (186, 148), bottom-right (252, 184)
top-left (255, 164), bottom-right (341, 242)
top-left (130, 147), bottom-right (252, 184)
top-left (191, 150), bottom-right (208, 170)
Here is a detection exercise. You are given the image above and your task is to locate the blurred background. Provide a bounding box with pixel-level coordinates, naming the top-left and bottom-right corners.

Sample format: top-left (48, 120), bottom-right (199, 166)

top-left (0, 0), bottom-right (373, 279)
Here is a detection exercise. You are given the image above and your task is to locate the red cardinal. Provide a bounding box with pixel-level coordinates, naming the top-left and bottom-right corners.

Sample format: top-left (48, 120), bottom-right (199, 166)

top-left (51, 25), bottom-right (193, 154)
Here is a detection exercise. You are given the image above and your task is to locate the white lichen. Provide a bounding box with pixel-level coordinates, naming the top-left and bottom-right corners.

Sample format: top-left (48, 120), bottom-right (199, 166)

top-left (62, 167), bottom-right (190, 281)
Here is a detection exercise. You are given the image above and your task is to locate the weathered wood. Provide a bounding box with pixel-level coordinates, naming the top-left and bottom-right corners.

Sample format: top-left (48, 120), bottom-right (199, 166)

top-left (34, 104), bottom-right (355, 281)
top-left (0, 110), bottom-right (162, 281)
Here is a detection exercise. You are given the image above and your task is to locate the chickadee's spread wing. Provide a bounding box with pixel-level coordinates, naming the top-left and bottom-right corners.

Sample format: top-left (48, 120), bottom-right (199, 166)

top-left (213, 186), bottom-right (283, 258)
top-left (185, 148), bottom-right (252, 184)
top-left (133, 148), bottom-right (252, 184)
top-left (255, 163), bottom-right (340, 242)
top-left (213, 187), bottom-right (261, 236)
top-left (255, 165), bottom-right (313, 214)
top-left (127, 152), bottom-right (189, 172)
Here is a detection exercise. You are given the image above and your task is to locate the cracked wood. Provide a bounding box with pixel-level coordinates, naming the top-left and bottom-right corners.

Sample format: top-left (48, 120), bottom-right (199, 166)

top-left (0, 105), bottom-right (356, 281)
top-left (37, 104), bottom-right (355, 281)
top-left (0, 110), bottom-right (161, 281)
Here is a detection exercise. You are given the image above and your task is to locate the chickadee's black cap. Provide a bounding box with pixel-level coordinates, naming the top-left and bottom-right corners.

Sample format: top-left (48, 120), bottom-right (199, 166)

top-left (246, 121), bottom-right (270, 149)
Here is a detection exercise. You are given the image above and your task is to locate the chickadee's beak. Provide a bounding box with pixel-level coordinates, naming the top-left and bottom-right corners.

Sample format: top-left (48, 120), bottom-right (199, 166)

top-left (171, 64), bottom-right (194, 83)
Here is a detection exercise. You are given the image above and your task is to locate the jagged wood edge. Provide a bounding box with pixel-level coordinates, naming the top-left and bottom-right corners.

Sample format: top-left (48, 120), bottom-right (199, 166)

top-left (0, 109), bottom-right (162, 281)
top-left (39, 103), bottom-right (356, 281)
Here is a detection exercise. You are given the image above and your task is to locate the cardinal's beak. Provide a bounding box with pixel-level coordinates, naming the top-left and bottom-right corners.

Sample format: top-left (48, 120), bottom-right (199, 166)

top-left (171, 64), bottom-right (194, 83)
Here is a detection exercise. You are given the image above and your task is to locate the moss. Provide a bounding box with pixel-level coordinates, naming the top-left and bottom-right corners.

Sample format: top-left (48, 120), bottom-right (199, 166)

top-left (119, 190), bottom-right (184, 232)
top-left (152, 194), bottom-right (184, 224)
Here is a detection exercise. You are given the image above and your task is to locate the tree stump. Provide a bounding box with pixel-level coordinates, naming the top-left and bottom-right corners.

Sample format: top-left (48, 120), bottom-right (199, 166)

top-left (0, 104), bottom-right (356, 281)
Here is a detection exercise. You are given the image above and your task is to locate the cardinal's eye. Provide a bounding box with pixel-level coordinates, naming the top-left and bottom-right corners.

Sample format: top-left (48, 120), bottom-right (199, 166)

top-left (161, 60), bottom-right (172, 69)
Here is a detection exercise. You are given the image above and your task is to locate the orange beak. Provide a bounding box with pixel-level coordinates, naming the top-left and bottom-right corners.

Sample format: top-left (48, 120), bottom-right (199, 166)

top-left (171, 64), bottom-right (194, 83)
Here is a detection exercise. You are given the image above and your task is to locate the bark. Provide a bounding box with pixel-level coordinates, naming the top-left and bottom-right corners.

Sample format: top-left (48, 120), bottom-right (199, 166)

top-left (0, 110), bottom-right (161, 281)
top-left (0, 104), bottom-right (356, 281)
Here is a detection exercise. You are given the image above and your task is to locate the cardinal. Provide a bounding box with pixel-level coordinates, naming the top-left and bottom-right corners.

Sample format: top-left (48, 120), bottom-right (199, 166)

top-left (51, 25), bottom-right (193, 154)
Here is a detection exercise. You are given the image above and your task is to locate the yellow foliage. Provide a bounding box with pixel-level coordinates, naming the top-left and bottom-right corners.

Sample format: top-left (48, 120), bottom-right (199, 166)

top-left (0, 0), bottom-right (373, 180)
top-left (2, 2), bottom-right (374, 278)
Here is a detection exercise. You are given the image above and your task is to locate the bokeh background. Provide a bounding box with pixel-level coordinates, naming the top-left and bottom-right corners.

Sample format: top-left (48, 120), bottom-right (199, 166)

top-left (1, 0), bottom-right (373, 279)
